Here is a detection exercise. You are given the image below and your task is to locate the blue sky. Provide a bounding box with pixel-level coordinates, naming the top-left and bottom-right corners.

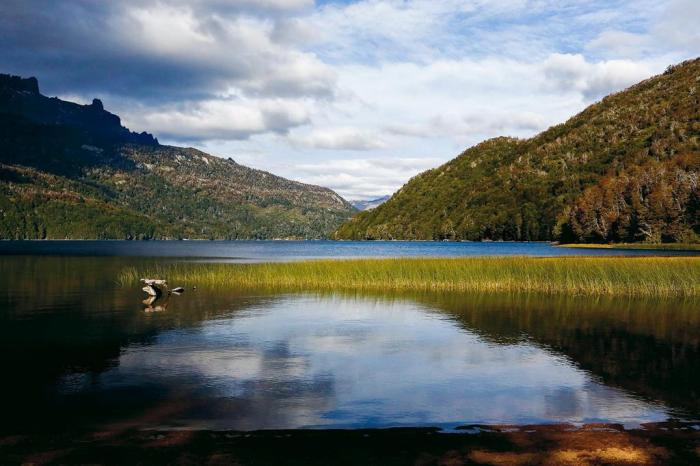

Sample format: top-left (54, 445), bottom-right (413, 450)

top-left (1, 0), bottom-right (698, 199)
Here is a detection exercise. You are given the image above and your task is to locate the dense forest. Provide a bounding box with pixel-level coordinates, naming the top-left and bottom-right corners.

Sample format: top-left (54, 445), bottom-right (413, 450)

top-left (562, 153), bottom-right (699, 243)
top-left (0, 74), bottom-right (355, 240)
top-left (334, 58), bottom-right (700, 243)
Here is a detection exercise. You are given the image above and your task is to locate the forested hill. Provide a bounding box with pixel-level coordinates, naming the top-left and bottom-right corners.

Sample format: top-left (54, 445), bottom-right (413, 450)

top-left (0, 74), bottom-right (355, 239)
top-left (334, 58), bottom-right (700, 243)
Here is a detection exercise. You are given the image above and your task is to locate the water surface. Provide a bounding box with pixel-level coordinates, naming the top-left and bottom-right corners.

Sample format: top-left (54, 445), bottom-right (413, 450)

top-left (1, 255), bottom-right (698, 432)
top-left (2, 240), bottom-right (698, 260)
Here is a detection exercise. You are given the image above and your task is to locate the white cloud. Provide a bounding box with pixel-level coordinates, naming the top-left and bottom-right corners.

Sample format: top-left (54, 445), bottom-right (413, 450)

top-left (542, 53), bottom-right (658, 99)
top-left (8, 0), bottom-right (698, 199)
top-left (289, 127), bottom-right (387, 151)
top-left (125, 98), bottom-right (310, 141)
top-left (586, 31), bottom-right (651, 58)
top-left (125, 0), bottom-right (314, 15)
top-left (653, 0), bottom-right (700, 51)
top-left (271, 17), bottom-right (318, 44)
top-left (113, 4), bottom-right (336, 99)
top-left (584, 0), bottom-right (699, 62)
top-left (308, 0), bottom-right (551, 62)
top-left (202, 48), bottom-right (675, 198)
top-left (229, 0), bottom-right (313, 11)
top-left (290, 157), bottom-right (443, 199)
top-left (131, 0), bottom-right (699, 199)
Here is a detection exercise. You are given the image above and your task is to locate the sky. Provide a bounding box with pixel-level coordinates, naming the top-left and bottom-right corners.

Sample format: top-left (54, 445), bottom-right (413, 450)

top-left (1, 1), bottom-right (699, 200)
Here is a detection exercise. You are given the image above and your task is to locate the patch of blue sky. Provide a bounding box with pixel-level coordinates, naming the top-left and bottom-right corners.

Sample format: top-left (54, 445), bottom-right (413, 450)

top-left (309, 0), bottom-right (667, 66)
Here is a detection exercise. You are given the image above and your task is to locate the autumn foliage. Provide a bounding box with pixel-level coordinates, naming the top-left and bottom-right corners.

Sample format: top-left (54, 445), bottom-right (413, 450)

top-left (562, 154), bottom-right (699, 243)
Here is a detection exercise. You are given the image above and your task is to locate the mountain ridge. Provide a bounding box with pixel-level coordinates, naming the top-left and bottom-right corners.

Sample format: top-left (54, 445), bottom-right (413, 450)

top-left (0, 74), bottom-right (355, 239)
top-left (334, 58), bottom-right (700, 243)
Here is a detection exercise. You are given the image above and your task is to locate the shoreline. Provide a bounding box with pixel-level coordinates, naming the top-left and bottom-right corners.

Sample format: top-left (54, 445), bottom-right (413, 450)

top-left (3, 237), bottom-right (698, 246)
top-left (3, 422), bottom-right (698, 465)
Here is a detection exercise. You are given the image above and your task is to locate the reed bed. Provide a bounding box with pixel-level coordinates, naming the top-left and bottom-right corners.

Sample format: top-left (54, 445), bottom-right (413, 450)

top-left (118, 256), bottom-right (700, 297)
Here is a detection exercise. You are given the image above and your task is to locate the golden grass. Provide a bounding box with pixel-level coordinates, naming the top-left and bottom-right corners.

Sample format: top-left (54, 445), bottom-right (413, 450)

top-left (118, 256), bottom-right (700, 298)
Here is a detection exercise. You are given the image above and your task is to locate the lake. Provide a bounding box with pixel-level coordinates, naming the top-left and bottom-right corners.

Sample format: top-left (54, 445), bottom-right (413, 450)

top-left (2, 239), bottom-right (699, 260)
top-left (1, 243), bottom-right (698, 433)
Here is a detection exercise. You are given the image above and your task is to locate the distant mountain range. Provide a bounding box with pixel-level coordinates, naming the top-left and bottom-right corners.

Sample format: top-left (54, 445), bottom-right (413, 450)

top-left (334, 58), bottom-right (700, 244)
top-left (350, 195), bottom-right (391, 211)
top-left (0, 74), bottom-right (355, 239)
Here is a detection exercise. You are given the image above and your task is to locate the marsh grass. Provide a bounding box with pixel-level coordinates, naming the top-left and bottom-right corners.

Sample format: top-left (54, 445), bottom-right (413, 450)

top-left (118, 256), bottom-right (700, 297)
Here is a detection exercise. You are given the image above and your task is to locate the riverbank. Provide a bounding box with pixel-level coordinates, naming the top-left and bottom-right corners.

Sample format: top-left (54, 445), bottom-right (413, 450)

top-left (2, 423), bottom-right (698, 465)
top-left (119, 256), bottom-right (700, 297)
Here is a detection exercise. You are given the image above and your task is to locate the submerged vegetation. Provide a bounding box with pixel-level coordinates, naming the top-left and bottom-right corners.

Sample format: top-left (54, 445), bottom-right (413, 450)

top-left (119, 256), bottom-right (700, 297)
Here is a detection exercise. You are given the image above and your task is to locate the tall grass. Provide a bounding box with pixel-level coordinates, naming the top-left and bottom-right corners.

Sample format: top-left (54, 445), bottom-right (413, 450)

top-left (118, 257), bottom-right (700, 297)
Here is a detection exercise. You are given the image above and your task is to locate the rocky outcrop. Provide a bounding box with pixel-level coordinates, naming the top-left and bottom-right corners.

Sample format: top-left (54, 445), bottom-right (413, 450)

top-left (0, 73), bottom-right (157, 146)
top-left (0, 74), bottom-right (39, 94)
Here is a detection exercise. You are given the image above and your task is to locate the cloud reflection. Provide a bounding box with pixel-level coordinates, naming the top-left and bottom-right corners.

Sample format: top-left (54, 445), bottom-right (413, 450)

top-left (88, 294), bottom-right (674, 430)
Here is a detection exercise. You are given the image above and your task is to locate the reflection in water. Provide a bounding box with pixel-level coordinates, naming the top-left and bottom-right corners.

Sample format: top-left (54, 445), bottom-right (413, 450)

top-left (0, 256), bottom-right (698, 432)
top-left (143, 294), bottom-right (170, 313)
top-left (414, 292), bottom-right (700, 415)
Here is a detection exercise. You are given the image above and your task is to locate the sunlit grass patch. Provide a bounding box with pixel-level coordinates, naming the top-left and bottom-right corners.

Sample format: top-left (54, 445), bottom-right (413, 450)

top-left (118, 256), bottom-right (700, 298)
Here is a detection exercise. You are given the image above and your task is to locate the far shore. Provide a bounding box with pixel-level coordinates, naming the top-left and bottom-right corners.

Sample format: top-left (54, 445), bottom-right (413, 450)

top-left (3, 238), bottom-right (700, 250)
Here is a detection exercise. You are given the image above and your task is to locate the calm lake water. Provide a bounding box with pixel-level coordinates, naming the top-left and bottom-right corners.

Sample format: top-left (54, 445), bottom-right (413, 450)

top-left (1, 244), bottom-right (699, 432)
top-left (1, 239), bottom-right (699, 260)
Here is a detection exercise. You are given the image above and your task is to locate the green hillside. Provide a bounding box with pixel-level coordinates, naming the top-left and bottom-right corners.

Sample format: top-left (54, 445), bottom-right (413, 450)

top-left (0, 75), bottom-right (355, 240)
top-left (334, 58), bottom-right (700, 243)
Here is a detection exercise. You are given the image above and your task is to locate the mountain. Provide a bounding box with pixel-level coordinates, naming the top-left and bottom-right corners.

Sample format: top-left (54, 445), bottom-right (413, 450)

top-left (350, 195), bottom-right (391, 211)
top-left (0, 74), bottom-right (355, 240)
top-left (334, 58), bottom-right (700, 243)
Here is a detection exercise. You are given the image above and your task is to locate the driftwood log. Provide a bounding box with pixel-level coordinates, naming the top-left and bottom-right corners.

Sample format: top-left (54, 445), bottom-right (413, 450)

top-left (141, 278), bottom-right (167, 287)
top-left (140, 279), bottom-right (185, 297)
top-left (141, 278), bottom-right (168, 298)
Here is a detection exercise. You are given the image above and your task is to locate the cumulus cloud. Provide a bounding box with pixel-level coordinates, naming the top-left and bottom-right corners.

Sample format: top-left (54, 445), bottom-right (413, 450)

top-left (585, 0), bottom-right (699, 62)
top-left (652, 0), bottom-right (700, 51)
top-left (2, 0), bottom-right (699, 198)
top-left (542, 53), bottom-right (656, 100)
top-left (0, 0), bottom-right (338, 141)
top-left (385, 111), bottom-right (547, 139)
top-left (0, 0), bottom-right (334, 101)
top-left (289, 127), bottom-right (387, 151)
top-left (271, 17), bottom-right (319, 45)
top-left (586, 31), bottom-right (652, 58)
top-left (289, 158), bottom-right (443, 199)
top-left (126, 98), bottom-right (311, 142)
top-left (127, 0), bottom-right (314, 15)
